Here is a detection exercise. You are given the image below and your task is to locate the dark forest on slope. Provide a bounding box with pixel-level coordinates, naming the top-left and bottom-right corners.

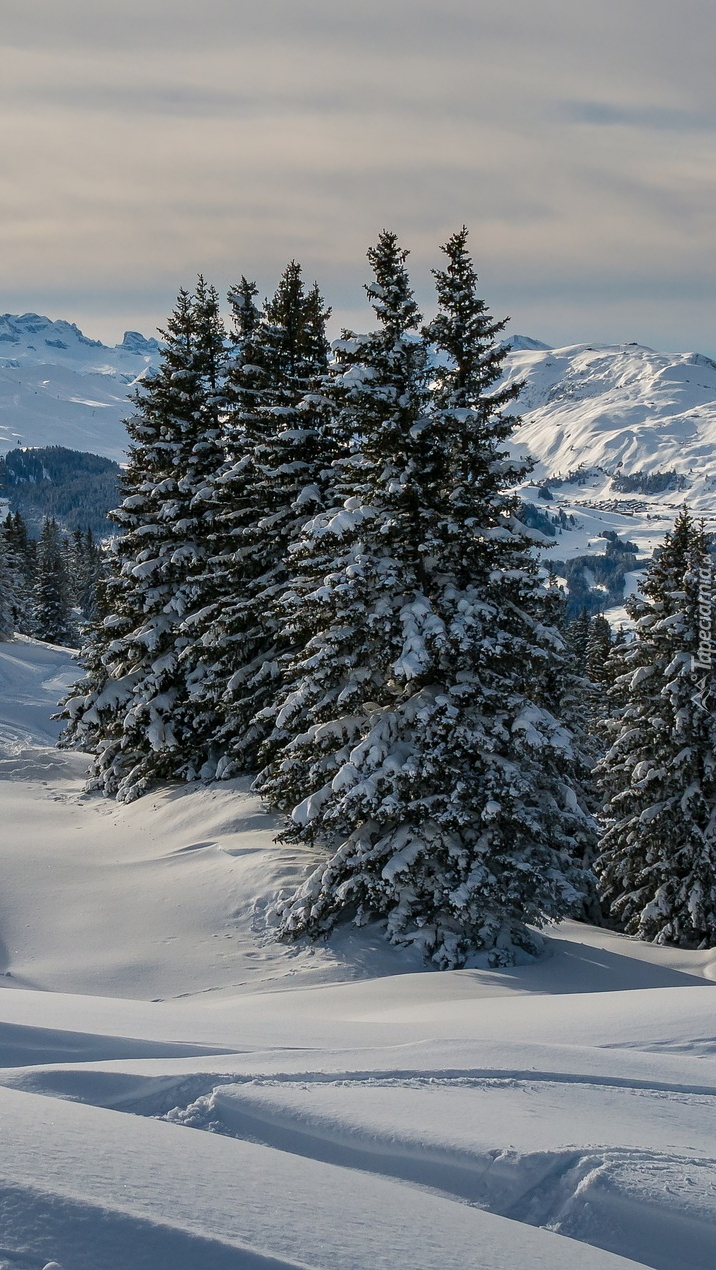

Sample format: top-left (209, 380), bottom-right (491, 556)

top-left (0, 446), bottom-right (120, 537)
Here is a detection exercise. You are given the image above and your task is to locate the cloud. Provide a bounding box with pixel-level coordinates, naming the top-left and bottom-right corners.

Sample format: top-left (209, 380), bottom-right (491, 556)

top-left (0, 1), bottom-right (715, 352)
top-left (562, 101), bottom-right (716, 133)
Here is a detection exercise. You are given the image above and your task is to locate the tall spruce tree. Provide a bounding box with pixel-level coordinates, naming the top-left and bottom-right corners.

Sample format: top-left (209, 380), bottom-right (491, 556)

top-left (179, 263), bottom-right (332, 778)
top-left (596, 508), bottom-right (716, 946)
top-left (59, 282), bottom-right (226, 799)
top-left (34, 517), bottom-right (75, 645)
top-left (3, 511), bottom-right (35, 634)
top-left (0, 526), bottom-right (15, 639)
top-left (256, 228), bottom-right (593, 968)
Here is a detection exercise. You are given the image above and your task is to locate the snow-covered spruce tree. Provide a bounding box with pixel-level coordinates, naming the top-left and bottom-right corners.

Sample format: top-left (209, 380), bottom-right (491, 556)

top-left (156, 276), bottom-right (229, 777)
top-left (179, 263), bottom-right (333, 777)
top-left (3, 510), bottom-right (36, 634)
top-left (173, 274), bottom-right (264, 772)
top-left (34, 517), bottom-right (75, 646)
top-left (0, 526), bottom-right (15, 639)
top-left (256, 228), bottom-right (594, 968)
top-left (585, 613), bottom-right (612, 685)
top-left (596, 509), bottom-right (716, 946)
top-left (59, 283), bottom-right (227, 799)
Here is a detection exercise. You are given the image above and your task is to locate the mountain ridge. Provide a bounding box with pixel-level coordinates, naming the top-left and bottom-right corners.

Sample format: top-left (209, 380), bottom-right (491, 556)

top-left (0, 312), bottom-right (160, 371)
top-left (0, 312), bottom-right (162, 463)
top-left (2, 316), bottom-right (715, 619)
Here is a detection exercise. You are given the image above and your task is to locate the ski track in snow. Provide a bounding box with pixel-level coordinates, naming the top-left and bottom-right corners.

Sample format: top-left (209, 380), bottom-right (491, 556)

top-left (1, 637), bottom-right (716, 1269)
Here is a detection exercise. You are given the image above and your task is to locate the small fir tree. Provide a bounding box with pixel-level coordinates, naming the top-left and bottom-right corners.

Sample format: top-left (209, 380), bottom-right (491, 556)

top-left (69, 528), bottom-right (106, 623)
top-left (0, 527), bottom-right (15, 639)
top-left (567, 607), bottom-right (590, 675)
top-left (596, 509), bottom-right (716, 946)
top-left (585, 613), bottom-right (612, 685)
top-left (3, 511), bottom-right (35, 633)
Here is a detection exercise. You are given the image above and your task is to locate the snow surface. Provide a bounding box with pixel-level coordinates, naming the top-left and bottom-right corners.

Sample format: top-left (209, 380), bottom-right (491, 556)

top-left (1, 637), bottom-right (716, 1268)
top-left (0, 313), bottom-right (160, 463)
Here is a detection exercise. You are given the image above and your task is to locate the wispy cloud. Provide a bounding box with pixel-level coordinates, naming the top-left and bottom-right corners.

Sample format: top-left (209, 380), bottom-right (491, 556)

top-left (563, 101), bottom-right (716, 132)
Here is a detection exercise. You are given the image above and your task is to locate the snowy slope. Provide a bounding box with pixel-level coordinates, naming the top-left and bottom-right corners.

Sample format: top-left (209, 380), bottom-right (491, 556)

top-left (0, 313), bottom-right (160, 462)
top-left (0, 634), bottom-right (79, 752)
top-left (1, 637), bottom-right (716, 1269)
top-left (505, 340), bottom-right (716, 492)
top-left (497, 340), bottom-right (716, 613)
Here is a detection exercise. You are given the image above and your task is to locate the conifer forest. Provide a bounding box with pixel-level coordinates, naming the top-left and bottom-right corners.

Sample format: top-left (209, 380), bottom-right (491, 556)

top-left (3, 229), bottom-right (715, 967)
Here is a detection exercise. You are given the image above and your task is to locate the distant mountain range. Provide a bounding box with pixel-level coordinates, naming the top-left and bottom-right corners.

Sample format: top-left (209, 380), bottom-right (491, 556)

top-left (0, 313), bottom-right (161, 463)
top-left (3, 316), bottom-right (715, 494)
top-left (2, 315), bottom-right (716, 617)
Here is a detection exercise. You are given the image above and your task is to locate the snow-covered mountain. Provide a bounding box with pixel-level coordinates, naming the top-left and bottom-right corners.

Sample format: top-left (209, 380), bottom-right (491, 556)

top-left (0, 313), bottom-right (161, 463)
top-left (4, 315), bottom-right (715, 499)
top-left (0, 312), bottom-right (160, 375)
top-left (505, 340), bottom-right (716, 501)
top-left (499, 340), bottom-right (716, 619)
top-left (3, 318), bottom-right (714, 617)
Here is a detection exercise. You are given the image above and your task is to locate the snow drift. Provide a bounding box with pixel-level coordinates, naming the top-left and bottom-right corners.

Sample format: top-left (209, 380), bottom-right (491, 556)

top-left (0, 636), bottom-right (715, 1268)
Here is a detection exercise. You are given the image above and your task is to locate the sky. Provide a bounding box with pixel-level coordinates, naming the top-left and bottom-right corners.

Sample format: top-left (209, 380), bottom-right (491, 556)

top-left (1, 0), bottom-right (715, 353)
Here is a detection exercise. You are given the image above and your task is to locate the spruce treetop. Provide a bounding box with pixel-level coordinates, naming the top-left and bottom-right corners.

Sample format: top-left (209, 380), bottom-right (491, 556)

top-left (228, 276), bottom-right (261, 338)
top-left (425, 227), bottom-right (528, 517)
top-left (264, 261), bottom-right (305, 370)
top-left (428, 226), bottom-right (511, 411)
top-left (365, 231), bottom-right (421, 338)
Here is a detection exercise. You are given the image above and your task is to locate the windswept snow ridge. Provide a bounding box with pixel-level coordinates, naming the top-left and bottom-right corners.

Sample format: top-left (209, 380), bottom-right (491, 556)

top-left (1, 634), bottom-right (716, 1268)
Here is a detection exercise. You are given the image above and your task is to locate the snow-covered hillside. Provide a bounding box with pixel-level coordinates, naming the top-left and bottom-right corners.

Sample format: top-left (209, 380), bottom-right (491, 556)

top-left (1, 635), bottom-right (716, 1270)
top-left (506, 340), bottom-right (716, 495)
top-left (0, 313), bottom-right (160, 463)
top-left (498, 340), bottom-right (716, 616)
